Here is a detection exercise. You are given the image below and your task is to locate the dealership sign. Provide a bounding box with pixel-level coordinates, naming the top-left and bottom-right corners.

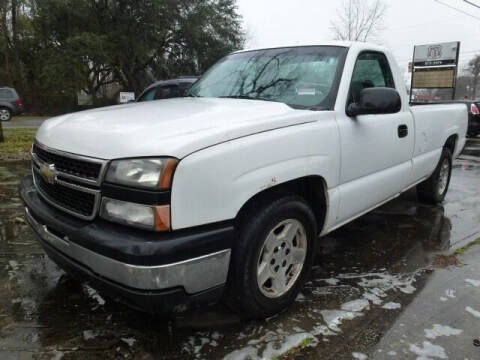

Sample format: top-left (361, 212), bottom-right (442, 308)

top-left (410, 41), bottom-right (460, 101)
top-left (413, 42), bottom-right (459, 67)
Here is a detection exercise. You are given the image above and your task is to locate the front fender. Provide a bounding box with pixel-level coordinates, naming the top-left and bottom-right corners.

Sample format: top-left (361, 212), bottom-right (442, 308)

top-left (170, 117), bottom-right (339, 230)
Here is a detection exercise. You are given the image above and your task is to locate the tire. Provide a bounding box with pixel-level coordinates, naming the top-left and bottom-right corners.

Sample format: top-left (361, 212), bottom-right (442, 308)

top-left (417, 147), bottom-right (452, 204)
top-left (225, 194), bottom-right (317, 319)
top-left (0, 107), bottom-right (12, 121)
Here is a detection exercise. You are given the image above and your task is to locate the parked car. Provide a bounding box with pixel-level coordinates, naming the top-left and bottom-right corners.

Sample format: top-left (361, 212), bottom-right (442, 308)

top-left (20, 42), bottom-right (467, 319)
top-left (136, 77), bottom-right (198, 102)
top-left (465, 101), bottom-right (480, 137)
top-left (0, 86), bottom-right (24, 121)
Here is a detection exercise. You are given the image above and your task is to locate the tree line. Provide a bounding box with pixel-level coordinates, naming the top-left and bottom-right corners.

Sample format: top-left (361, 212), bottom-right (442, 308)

top-left (0, 0), bottom-right (244, 114)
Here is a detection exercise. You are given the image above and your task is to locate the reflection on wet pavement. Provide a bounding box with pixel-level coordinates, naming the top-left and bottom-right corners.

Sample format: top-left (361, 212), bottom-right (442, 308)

top-left (0, 140), bottom-right (479, 359)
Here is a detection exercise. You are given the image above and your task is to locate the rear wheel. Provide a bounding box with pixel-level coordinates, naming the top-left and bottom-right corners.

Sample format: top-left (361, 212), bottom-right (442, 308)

top-left (0, 107), bottom-right (11, 121)
top-left (225, 195), bottom-right (317, 319)
top-left (417, 147), bottom-right (452, 204)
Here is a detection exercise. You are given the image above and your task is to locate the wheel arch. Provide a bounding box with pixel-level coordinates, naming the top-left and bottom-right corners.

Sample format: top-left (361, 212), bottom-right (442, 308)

top-left (0, 105), bottom-right (13, 114)
top-left (444, 134), bottom-right (458, 155)
top-left (235, 175), bottom-right (328, 235)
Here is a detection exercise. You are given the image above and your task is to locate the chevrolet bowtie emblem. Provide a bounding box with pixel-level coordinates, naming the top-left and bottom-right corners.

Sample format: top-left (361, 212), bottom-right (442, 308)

top-left (39, 162), bottom-right (56, 185)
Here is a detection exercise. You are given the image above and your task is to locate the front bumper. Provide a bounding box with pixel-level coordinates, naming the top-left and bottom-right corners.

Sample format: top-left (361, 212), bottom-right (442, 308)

top-left (20, 176), bottom-right (234, 313)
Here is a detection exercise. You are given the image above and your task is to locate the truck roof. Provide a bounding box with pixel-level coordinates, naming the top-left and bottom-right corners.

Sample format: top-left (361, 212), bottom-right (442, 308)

top-left (234, 41), bottom-right (388, 54)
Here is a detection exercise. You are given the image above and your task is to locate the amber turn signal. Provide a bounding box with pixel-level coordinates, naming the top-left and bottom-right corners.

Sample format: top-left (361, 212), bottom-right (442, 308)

top-left (154, 205), bottom-right (171, 231)
top-left (159, 159), bottom-right (178, 189)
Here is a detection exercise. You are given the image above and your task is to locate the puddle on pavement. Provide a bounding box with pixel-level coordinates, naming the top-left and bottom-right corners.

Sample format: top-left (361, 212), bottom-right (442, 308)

top-left (0, 141), bottom-right (479, 359)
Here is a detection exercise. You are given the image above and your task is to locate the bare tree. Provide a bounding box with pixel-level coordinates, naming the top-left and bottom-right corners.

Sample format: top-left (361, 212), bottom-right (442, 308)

top-left (468, 55), bottom-right (480, 100)
top-left (330, 0), bottom-right (387, 42)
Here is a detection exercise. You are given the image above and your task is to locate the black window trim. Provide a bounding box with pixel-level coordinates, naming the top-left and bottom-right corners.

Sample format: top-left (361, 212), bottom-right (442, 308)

top-left (345, 50), bottom-right (398, 114)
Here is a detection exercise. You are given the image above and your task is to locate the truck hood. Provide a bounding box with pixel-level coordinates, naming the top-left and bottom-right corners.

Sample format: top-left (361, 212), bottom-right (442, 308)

top-left (36, 97), bottom-right (316, 159)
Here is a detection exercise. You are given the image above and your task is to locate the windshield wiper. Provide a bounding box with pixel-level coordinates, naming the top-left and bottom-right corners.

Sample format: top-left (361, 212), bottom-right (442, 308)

top-left (219, 95), bottom-right (277, 102)
top-left (220, 95), bottom-right (258, 100)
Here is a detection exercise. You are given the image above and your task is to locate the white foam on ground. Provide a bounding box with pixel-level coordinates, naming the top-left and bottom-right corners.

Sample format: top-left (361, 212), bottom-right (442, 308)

top-left (320, 310), bottom-right (363, 332)
top-left (121, 337), bottom-right (136, 347)
top-left (387, 351), bottom-right (397, 356)
top-left (439, 297), bottom-right (448, 302)
top-left (465, 279), bottom-right (480, 287)
top-left (409, 341), bottom-right (447, 359)
top-left (83, 330), bottom-right (97, 341)
top-left (424, 324), bottom-right (463, 339)
top-left (358, 273), bottom-right (416, 294)
top-left (466, 306), bottom-right (480, 318)
top-left (8, 260), bottom-right (19, 270)
top-left (82, 284), bottom-right (106, 306)
top-left (445, 289), bottom-right (455, 298)
top-left (363, 291), bottom-right (383, 305)
top-left (295, 292), bottom-right (306, 301)
top-left (339, 272), bottom-right (418, 295)
top-left (382, 302), bottom-right (401, 310)
top-left (223, 346), bottom-right (257, 360)
top-left (192, 270), bottom-right (424, 359)
top-left (50, 351), bottom-right (64, 360)
top-left (341, 299), bottom-right (370, 312)
top-left (352, 352), bottom-right (367, 359)
top-left (324, 278), bottom-right (340, 285)
top-left (311, 324), bottom-right (336, 336)
top-left (261, 333), bottom-right (316, 359)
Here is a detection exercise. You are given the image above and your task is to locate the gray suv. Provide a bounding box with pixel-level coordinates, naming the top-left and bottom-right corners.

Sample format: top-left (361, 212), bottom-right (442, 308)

top-left (0, 87), bottom-right (24, 121)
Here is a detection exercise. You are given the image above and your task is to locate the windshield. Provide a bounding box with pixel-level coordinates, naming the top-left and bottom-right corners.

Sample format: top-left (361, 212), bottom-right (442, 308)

top-left (189, 46), bottom-right (347, 109)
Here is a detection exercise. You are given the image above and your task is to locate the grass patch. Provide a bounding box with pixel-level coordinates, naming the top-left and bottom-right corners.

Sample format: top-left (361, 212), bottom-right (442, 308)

top-left (0, 128), bottom-right (36, 161)
top-left (455, 237), bottom-right (480, 256)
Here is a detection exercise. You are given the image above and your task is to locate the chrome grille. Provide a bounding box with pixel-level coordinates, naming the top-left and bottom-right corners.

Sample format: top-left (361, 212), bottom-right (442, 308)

top-left (32, 143), bottom-right (105, 184)
top-left (33, 143), bottom-right (102, 180)
top-left (33, 170), bottom-right (97, 217)
top-left (31, 142), bottom-right (106, 220)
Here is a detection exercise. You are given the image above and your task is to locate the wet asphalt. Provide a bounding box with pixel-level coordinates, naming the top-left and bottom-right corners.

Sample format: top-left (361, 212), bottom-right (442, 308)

top-left (0, 139), bottom-right (479, 360)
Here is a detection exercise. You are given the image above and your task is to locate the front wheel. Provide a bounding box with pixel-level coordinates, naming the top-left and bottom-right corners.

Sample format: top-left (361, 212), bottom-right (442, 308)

top-left (417, 147), bottom-right (452, 204)
top-left (225, 195), bottom-right (317, 319)
top-left (0, 107), bottom-right (12, 121)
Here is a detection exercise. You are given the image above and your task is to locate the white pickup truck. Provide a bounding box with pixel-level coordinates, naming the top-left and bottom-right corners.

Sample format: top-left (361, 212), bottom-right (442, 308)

top-left (20, 41), bottom-right (467, 319)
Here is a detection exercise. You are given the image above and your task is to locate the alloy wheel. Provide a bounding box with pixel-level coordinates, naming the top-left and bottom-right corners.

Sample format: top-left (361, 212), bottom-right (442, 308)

top-left (256, 219), bottom-right (307, 298)
top-left (437, 158), bottom-right (450, 196)
top-left (0, 108), bottom-right (11, 121)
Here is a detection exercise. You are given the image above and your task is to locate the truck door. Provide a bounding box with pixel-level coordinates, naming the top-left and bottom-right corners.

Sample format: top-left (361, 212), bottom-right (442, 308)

top-left (336, 51), bottom-right (414, 224)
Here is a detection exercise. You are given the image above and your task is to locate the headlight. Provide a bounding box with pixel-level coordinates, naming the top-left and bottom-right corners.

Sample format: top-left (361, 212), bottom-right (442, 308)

top-left (100, 198), bottom-right (170, 231)
top-left (105, 158), bottom-right (178, 190)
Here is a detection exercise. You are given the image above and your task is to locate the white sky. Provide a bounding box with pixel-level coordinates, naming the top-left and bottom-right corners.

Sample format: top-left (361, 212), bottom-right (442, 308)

top-left (236, 0), bottom-right (480, 81)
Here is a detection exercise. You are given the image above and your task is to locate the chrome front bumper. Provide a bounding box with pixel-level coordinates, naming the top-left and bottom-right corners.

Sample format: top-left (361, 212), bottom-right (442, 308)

top-left (25, 207), bottom-right (231, 294)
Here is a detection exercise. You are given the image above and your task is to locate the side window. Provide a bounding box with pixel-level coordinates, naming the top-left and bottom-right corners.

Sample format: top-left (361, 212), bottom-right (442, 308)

top-left (179, 82), bottom-right (193, 96)
top-left (137, 88), bottom-right (156, 102)
top-left (0, 89), bottom-right (14, 99)
top-left (349, 52), bottom-right (395, 104)
top-left (155, 85), bottom-right (180, 99)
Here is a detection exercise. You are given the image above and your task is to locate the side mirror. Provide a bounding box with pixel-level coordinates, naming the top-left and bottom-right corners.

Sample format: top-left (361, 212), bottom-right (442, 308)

top-left (347, 87), bottom-right (401, 117)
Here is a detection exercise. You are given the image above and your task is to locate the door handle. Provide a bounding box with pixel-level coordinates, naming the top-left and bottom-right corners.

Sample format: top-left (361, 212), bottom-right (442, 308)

top-left (398, 124), bottom-right (408, 138)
